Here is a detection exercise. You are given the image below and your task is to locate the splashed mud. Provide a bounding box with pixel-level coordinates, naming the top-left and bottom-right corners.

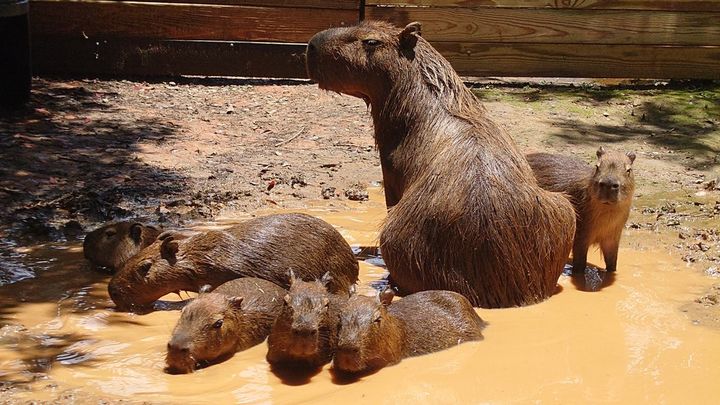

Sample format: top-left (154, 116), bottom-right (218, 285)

top-left (1, 189), bottom-right (718, 404)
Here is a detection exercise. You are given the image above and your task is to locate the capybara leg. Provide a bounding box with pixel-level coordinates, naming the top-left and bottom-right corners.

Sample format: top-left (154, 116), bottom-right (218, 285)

top-left (572, 240), bottom-right (588, 274)
top-left (601, 237), bottom-right (620, 272)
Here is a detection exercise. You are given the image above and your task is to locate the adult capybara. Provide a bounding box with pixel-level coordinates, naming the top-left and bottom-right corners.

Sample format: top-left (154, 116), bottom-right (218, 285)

top-left (266, 272), bottom-right (345, 369)
top-left (306, 21), bottom-right (575, 308)
top-left (108, 213), bottom-right (358, 311)
top-left (83, 221), bottom-right (162, 271)
top-left (333, 288), bottom-right (485, 374)
top-left (527, 147), bottom-right (636, 273)
top-left (165, 278), bottom-right (286, 374)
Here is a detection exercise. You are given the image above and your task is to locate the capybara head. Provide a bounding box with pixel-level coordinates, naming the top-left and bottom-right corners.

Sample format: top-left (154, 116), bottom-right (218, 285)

top-left (276, 271), bottom-right (334, 358)
top-left (165, 285), bottom-right (243, 374)
top-left (306, 21), bottom-right (426, 104)
top-left (334, 288), bottom-right (396, 373)
top-left (590, 147), bottom-right (636, 204)
top-left (83, 221), bottom-right (161, 271)
top-left (108, 232), bottom-right (193, 311)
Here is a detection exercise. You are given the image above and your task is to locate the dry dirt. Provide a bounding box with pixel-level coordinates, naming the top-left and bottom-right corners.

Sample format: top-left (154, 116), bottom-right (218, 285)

top-left (1, 77), bottom-right (719, 325)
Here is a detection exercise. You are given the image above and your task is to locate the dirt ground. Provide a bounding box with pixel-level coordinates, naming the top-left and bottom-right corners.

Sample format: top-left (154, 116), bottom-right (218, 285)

top-left (1, 76), bottom-right (719, 328)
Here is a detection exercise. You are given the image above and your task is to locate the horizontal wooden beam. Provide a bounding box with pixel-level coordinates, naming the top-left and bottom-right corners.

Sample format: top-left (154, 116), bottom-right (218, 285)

top-left (125, 0), bottom-right (360, 9)
top-left (32, 37), bottom-right (310, 78)
top-left (365, 1), bottom-right (720, 12)
top-left (366, 6), bottom-right (720, 46)
top-left (30, 1), bottom-right (358, 43)
top-left (434, 42), bottom-right (720, 79)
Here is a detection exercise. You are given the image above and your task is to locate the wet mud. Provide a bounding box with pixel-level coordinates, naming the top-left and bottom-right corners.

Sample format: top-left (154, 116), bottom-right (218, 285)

top-left (1, 188), bottom-right (719, 404)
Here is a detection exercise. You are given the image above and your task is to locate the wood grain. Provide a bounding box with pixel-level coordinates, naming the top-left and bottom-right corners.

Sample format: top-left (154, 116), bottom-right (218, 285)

top-left (31, 37), bottom-right (310, 78)
top-left (365, 0), bottom-right (720, 12)
top-left (30, 1), bottom-right (358, 42)
top-left (126, 0), bottom-right (361, 9)
top-left (433, 42), bottom-right (720, 78)
top-left (366, 6), bottom-right (720, 45)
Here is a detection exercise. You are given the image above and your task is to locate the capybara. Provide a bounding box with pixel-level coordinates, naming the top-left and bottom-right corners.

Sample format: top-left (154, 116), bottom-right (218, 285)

top-left (526, 147), bottom-right (636, 273)
top-left (83, 221), bottom-right (162, 271)
top-left (334, 288), bottom-right (485, 374)
top-left (108, 213), bottom-right (358, 311)
top-left (306, 21), bottom-right (575, 308)
top-left (266, 272), bottom-right (345, 369)
top-left (165, 277), bottom-right (286, 374)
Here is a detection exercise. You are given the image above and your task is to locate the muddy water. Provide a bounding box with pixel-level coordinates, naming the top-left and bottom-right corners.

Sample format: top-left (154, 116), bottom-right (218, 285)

top-left (1, 189), bottom-right (719, 404)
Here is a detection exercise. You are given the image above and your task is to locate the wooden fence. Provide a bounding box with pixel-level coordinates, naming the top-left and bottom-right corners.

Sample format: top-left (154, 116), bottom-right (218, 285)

top-left (30, 0), bottom-right (720, 79)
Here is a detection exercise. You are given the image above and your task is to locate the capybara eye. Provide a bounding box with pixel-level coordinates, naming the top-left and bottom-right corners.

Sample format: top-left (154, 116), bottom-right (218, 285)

top-left (212, 319), bottom-right (223, 329)
top-left (626, 168), bottom-right (632, 174)
top-left (104, 229), bottom-right (117, 238)
top-left (362, 39), bottom-right (381, 47)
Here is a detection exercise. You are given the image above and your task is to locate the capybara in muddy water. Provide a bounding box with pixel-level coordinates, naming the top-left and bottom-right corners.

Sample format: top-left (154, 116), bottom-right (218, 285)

top-left (266, 272), bottom-right (346, 369)
top-left (306, 21), bottom-right (575, 308)
top-left (83, 221), bottom-right (162, 271)
top-left (108, 213), bottom-right (358, 311)
top-left (165, 277), bottom-right (286, 374)
top-left (526, 147), bottom-right (636, 273)
top-left (333, 288), bottom-right (485, 374)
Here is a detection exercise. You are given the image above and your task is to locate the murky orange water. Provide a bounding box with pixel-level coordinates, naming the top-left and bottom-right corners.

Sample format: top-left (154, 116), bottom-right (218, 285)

top-left (1, 189), bottom-right (719, 404)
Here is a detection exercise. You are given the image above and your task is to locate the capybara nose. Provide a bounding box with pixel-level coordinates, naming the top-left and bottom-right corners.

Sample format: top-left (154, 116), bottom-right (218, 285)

top-left (167, 342), bottom-right (189, 353)
top-left (308, 29), bottom-right (332, 52)
top-left (292, 328), bottom-right (317, 338)
top-left (339, 345), bottom-right (359, 354)
top-left (611, 182), bottom-right (620, 190)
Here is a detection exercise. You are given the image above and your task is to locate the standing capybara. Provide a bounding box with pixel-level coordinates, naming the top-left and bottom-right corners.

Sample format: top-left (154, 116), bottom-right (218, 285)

top-left (266, 272), bottom-right (346, 369)
top-left (83, 221), bottom-right (162, 271)
top-left (108, 213), bottom-right (358, 311)
top-left (526, 147), bottom-right (636, 273)
top-left (165, 277), bottom-right (286, 374)
top-left (306, 21), bottom-right (575, 307)
top-left (333, 288), bottom-right (485, 374)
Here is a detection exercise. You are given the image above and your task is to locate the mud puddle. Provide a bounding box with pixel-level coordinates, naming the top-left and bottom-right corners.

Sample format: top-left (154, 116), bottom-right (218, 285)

top-left (1, 189), bottom-right (719, 404)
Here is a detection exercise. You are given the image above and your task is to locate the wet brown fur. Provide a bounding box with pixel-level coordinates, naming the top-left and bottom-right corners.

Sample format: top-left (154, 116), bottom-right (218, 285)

top-left (527, 148), bottom-right (636, 273)
top-left (165, 277), bottom-right (286, 374)
top-left (266, 274), bottom-right (346, 369)
top-left (333, 289), bottom-right (485, 374)
top-left (108, 213), bottom-right (358, 311)
top-left (306, 21), bottom-right (575, 307)
top-left (83, 221), bottom-right (161, 271)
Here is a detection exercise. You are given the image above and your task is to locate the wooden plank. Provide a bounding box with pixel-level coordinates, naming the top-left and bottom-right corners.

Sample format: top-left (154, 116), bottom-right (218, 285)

top-left (433, 42), bottom-right (720, 78)
top-left (124, 0), bottom-right (360, 9)
top-left (30, 1), bottom-right (358, 43)
top-left (31, 37), bottom-right (309, 78)
top-left (366, 6), bottom-right (720, 46)
top-left (365, 1), bottom-right (720, 12)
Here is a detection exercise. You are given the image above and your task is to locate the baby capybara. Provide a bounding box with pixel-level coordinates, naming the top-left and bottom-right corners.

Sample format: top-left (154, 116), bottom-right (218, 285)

top-left (333, 288), bottom-right (485, 374)
top-left (165, 277), bottom-right (286, 374)
top-left (83, 221), bottom-right (161, 271)
top-left (527, 147), bottom-right (636, 273)
top-left (306, 21), bottom-right (575, 308)
top-left (108, 213), bottom-right (358, 311)
top-left (266, 272), bottom-right (346, 369)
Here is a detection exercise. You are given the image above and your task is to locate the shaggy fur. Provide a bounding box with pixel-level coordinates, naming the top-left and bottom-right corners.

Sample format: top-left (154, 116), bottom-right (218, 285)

top-left (306, 21), bottom-right (576, 307)
top-left (108, 213), bottom-right (358, 311)
top-left (527, 148), bottom-right (636, 272)
top-left (83, 221), bottom-right (161, 271)
top-left (333, 289), bottom-right (485, 374)
top-left (165, 278), bottom-right (286, 374)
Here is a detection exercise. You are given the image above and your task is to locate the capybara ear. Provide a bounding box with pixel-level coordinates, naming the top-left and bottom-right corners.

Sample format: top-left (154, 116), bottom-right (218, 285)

top-left (227, 296), bottom-right (244, 310)
top-left (320, 271), bottom-right (333, 287)
top-left (130, 223), bottom-right (143, 243)
top-left (160, 237), bottom-right (179, 265)
top-left (379, 287), bottom-right (395, 306)
top-left (399, 21), bottom-right (422, 54)
top-left (199, 284), bottom-right (213, 295)
top-left (596, 146), bottom-right (606, 158)
top-left (626, 151), bottom-right (636, 164)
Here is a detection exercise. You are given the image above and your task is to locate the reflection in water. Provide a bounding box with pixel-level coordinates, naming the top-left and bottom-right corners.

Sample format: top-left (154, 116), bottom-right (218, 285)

top-left (1, 188), bottom-right (719, 403)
